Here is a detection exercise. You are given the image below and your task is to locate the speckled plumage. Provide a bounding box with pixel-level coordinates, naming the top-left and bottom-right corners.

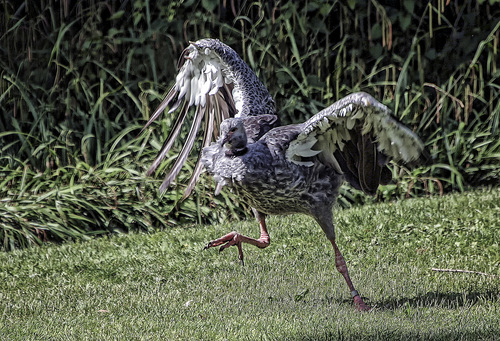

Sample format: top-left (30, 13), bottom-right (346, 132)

top-left (190, 39), bottom-right (276, 117)
top-left (140, 39), bottom-right (280, 195)
top-left (202, 121), bottom-right (343, 217)
top-left (202, 92), bottom-right (426, 206)
top-left (144, 38), bottom-right (428, 311)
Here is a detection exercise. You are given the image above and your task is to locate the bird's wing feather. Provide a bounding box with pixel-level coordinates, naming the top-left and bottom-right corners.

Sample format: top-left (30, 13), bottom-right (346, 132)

top-left (141, 38), bottom-right (276, 195)
top-left (286, 92), bottom-right (427, 194)
top-left (242, 114), bottom-right (281, 143)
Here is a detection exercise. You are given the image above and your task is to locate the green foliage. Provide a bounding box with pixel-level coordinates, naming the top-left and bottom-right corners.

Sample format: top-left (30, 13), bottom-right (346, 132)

top-left (1, 1), bottom-right (499, 248)
top-left (0, 189), bottom-right (498, 339)
top-left (0, 127), bottom-right (245, 251)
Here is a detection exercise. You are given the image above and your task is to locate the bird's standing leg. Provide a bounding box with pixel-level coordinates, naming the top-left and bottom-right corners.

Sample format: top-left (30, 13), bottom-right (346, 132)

top-left (315, 211), bottom-right (370, 311)
top-left (330, 239), bottom-right (370, 311)
top-left (204, 209), bottom-right (270, 265)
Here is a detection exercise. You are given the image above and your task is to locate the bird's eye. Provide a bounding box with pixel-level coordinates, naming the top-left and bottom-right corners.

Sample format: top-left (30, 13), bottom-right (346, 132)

top-left (230, 127), bottom-right (238, 133)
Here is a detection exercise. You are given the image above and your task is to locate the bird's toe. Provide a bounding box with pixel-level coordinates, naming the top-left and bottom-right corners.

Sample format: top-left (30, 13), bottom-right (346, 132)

top-left (353, 296), bottom-right (371, 312)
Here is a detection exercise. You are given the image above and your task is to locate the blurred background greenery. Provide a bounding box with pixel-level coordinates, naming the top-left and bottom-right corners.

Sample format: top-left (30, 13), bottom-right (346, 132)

top-left (0, 0), bottom-right (499, 250)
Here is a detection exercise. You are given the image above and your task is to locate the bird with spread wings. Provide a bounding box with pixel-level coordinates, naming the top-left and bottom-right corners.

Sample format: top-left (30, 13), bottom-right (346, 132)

top-left (141, 38), bottom-right (427, 311)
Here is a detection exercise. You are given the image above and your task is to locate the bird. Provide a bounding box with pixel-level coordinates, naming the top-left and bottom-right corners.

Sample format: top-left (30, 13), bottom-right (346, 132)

top-left (141, 38), bottom-right (427, 311)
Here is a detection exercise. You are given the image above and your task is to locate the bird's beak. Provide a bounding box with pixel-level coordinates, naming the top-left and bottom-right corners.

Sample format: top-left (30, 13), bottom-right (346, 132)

top-left (221, 134), bottom-right (229, 147)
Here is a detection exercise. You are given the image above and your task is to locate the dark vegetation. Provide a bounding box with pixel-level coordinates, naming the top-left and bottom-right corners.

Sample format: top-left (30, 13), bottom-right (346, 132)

top-left (1, 0), bottom-right (499, 250)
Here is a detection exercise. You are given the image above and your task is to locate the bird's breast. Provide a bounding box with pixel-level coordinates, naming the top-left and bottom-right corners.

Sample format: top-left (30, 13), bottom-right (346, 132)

top-left (203, 142), bottom-right (343, 215)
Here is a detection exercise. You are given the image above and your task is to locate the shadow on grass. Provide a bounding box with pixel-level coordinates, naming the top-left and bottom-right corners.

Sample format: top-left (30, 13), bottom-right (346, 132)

top-left (308, 290), bottom-right (499, 312)
top-left (287, 329), bottom-right (499, 341)
top-left (283, 291), bottom-right (499, 341)
top-left (371, 290), bottom-right (499, 311)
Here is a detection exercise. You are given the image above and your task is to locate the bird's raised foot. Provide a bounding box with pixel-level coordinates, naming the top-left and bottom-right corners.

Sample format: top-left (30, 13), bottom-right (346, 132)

top-left (203, 231), bottom-right (271, 265)
top-left (353, 295), bottom-right (371, 312)
top-left (204, 231), bottom-right (245, 264)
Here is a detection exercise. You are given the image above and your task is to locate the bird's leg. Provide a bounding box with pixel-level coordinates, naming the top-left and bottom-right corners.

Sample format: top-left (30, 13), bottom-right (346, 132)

top-left (315, 211), bottom-right (370, 311)
top-left (330, 239), bottom-right (370, 311)
top-left (204, 210), bottom-right (270, 265)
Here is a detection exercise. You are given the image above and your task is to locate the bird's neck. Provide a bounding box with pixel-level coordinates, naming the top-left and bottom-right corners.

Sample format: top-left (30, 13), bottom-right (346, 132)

top-left (225, 146), bottom-right (248, 157)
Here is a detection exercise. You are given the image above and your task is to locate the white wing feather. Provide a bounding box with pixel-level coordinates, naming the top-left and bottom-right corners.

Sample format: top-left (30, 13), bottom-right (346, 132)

top-left (286, 92), bottom-right (425, 166)
top-left (140, 39), bottom-right (276, 195)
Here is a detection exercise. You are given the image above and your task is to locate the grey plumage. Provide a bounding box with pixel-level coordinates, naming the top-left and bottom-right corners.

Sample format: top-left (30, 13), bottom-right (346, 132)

top-left (202, 119), bottom-right (340, 215)
top-left (140, 38), bottom-right (278, 195)
top-left (144, 38), bottom-right (428, 311)
top-left (201, 91), bottom-right (426, 217)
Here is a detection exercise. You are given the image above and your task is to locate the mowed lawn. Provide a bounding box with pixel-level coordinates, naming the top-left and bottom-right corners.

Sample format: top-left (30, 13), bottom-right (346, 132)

top-left (0, 188), bottom-right (498, 340)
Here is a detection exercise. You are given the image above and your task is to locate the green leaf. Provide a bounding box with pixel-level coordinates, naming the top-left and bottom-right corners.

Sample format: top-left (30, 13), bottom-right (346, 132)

top-left (109, 10), bottom-right (125, 20)
top-left (400, 14), bottom-right (412, 31)
top-left (403, 0), bottom-right (415, 13)
top-left (371, 22), bottom-right (382, 40)
top-left (202, 0), bottom-right (217, 12)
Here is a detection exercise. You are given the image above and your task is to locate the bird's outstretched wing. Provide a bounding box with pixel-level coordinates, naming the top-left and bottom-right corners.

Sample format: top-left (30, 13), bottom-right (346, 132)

top-left (286, 92), bottom-right (427, 195)
top-left (141, 38), bottom-right (276, 195)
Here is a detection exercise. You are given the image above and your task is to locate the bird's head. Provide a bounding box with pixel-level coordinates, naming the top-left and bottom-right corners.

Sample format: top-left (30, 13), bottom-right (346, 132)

top-left (220, 119), bottom-right (248, 155)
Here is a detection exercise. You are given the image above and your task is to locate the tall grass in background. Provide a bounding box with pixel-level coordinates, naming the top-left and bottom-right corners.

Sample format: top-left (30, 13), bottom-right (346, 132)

top-left (0, 0), bottom-right (499, 249)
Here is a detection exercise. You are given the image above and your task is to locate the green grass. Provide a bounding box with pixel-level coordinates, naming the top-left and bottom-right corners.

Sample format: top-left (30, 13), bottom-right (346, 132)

top-left (0, 188), bottom-right (499, 340)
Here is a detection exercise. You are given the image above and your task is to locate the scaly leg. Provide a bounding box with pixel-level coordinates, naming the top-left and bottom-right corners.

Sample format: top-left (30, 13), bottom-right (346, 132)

top-left (204, 210), bottom-right (269, 265)
top-left (330, 239), bottom-right (370, 311)
top-left (315, 210), bottom-right (370, 311)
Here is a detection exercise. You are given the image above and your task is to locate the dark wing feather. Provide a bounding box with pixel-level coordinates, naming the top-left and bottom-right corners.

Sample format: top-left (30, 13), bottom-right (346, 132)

top-left (286, 92), bottom-right (427, 195)
top-left (145, 101), bottom-right (189, 176)
top-left (242, 114), bottom-right (281, 143)
top-left (357, 133), bottom-right (382, 195)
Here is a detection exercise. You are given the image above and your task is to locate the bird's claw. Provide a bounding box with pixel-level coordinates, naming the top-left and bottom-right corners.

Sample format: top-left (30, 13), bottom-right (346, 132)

top-left (353, 295), bottom-right (371, 312)
top-left (203, 231), bottom-right (245, 265)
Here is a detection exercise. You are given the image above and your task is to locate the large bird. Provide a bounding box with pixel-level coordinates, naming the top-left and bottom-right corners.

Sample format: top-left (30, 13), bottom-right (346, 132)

top-left (141, 38), bottom-right (427, 311)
